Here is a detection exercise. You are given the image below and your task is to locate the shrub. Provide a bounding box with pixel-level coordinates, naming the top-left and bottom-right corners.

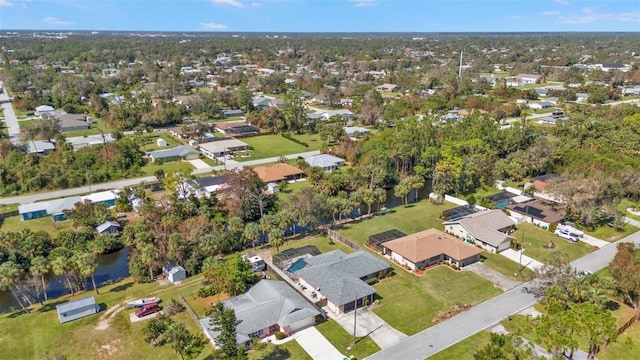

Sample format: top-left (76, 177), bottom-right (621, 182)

top-left (281, 132), bottom-right (309, 147)
top-left (197, 286), bottom-right (217, 298)
top-left (274, 331), bottom-right (286, 340)
top-left (164, 298), bottom-right (185, 316)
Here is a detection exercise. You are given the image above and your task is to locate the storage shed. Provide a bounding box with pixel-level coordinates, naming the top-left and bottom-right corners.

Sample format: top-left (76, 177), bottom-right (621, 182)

top-left (56, 296), bottom-right (100, 324)
top-left (163, 264), bottom-right (187, 284)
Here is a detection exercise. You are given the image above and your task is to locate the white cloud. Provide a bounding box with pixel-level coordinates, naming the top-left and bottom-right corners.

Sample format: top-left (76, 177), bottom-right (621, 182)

top-left (554, 0), bottom-right (569, 5)
top-left (508, 15), bottom-right (524, 19)
top-left (558, 7), bottom-right (640, 24)
top-left (350, 0), bottom-right (378, 7)
top-left (200, 22), bottom-right (228, 30)
top-left (0, 0), bottom-right (30, 7)
top-left (0, 0), bottom-right (13, 7)
top-left (41, 17), bottom-right (72, 26)
top-left (251, 2), bottom-right (260, 7)
top-left (212, 0), bottom-right (245, 8)
top-left (541, 11), bottom-right (561, 16)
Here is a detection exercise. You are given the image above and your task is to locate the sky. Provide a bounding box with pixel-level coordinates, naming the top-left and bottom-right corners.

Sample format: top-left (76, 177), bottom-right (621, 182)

top-left (0, 0), bottom-right (638, 33)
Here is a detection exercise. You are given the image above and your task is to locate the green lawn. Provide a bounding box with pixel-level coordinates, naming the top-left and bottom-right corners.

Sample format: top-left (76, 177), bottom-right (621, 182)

top-left (139, 161), bottom-right (194, 176)
top-left (429, 331), bottom-right (491, 360)
top-left (585, 223), bottom-right (638, 242)
top-left (0, 215), bottom-right (75, 236)
top-left (0, 203), bottom-right (19, 214)
top-left (512, 223), bottom-right (593, 263)
top-left (480, 251), bottom-right (533, 282)
top-left (0, 276), bottom-right (216, 360)
top-left (337, 200), bottom-right (457, 245)
top-left (373, 265), bottom-right (502, 335)
top-left (139, 132), bottom-right (184, 152)
top-left (289, 133), bottom-right (325, 151)
top-left (273, 235), bottom-right (356, 257)
top-left (240, 135), bottom-right (313, 162)
top-left (63, 128), bottom-right (103, 137)
top-left (248, 342), bottom-right (312, 360)
top-left (315, 319), bottom-right (380, 359)
top-left (277, 180), bottom-right (311, 203)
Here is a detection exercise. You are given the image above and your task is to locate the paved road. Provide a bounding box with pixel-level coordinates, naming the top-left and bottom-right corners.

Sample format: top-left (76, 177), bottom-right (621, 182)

top-left (0, 81), bottom-right (21, 141)
top-left (0, 176), bottom-right (157, 205)
top-left (191, 150), bottom-right (321, 175)
top-left (365, 230), bottom-right (640, 360)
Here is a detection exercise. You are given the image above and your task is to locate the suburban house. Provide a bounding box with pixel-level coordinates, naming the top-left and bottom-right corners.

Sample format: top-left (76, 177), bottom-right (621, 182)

top-left (576, 93), bottom-right (590, 102)
top-left (66, 134), bottom-right (116, 150)
top-left (96, 221), bottom-right (121, 236)
top-left (252, 97), bottom-right (271, 111)
top-left (56, 296), bottom-right (100, 324)
top-left (26, 140), bottom-right (56, 155)
top-left (19, 196), bottom-right (82, 222)
top-left (525, 173), bottom-right (561, 193)
top-left (507, 73), bottom-right (544, 86)
top-left (199, 280), bottom-right (320, 347)
top-left (443, 209), bottom-right (516, 253)
top-left (198, 138), bottom-right (249, 159)
top-left (81, 190), bottom-right (119, 207)
top-left (506, 198), bottom-right (566, 230)
top-left (163, 263), bottom-right (187, 284)
top-left (221, 109), bottom-right (244, 118)
top-left (376, 83), bottom-right (398, 92)
top-left (305, 154), bottom-right (346, 173)
top-left (292, 250), bottom-right (391, 314)
top-left (148, 145), bottom-right (200, 163)
top-left (169, 126), bottom-right (192, 139)
top-left (214, 121), bottom-right (259, 137)
top-left (382, 228), bottom-right (483, 270)
top-left (253, 163), bottom-right (305, 184)
top-left (529, 101), bottom-right (553, 109)
top-left (35, 105), bottom-right (55, 117)
top-left (55, 114), bottom-right (92, 132)
top-left (185, 175), bottom-right (229, 197)
top-left (343, 126), bottom-right (370, 139)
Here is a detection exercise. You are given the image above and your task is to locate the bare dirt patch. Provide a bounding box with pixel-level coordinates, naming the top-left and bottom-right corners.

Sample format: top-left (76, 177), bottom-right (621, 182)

top-left (95, 302), bottom-right (125, 330)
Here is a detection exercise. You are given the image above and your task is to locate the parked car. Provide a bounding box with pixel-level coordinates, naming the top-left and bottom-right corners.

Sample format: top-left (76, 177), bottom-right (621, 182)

top-left (225, 154), bottom-right (234, 160)
top-left (135, 304), bottom-right (163, 318)
top-left (554, 229), bottom-right (580, 242)
top-left (117, 212), bottom-right (127, 218)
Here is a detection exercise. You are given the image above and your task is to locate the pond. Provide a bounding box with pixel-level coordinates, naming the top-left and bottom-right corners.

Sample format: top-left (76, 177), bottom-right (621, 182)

top-left (0, 247), bottom-right (130, 313)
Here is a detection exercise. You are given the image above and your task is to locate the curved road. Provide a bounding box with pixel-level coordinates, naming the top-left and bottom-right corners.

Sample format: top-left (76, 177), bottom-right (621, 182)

top-left (365, 231), bottom-right (640, 360)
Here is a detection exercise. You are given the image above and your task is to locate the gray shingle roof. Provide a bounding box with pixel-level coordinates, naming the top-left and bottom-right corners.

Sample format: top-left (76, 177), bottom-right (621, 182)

top-left (200, 280), bottom-right (319, 345)
top-left (148, 145), bottom-right (199, 160)
top-left (96, 221), bottom-right (121, 233)
top-left (296, 250), bottom-right (390, 307)
top-left (444, 209), bottom-right (514, 248)
top-left (305, 154), bottom-right (345, 169)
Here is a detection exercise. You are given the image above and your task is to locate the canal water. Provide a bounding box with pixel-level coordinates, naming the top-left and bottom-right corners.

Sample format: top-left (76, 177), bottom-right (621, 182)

top-left (0, 247), bottom-right (130, 313)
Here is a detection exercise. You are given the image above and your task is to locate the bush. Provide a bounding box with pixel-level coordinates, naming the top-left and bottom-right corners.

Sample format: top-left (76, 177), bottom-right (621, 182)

top-left (274, 331), bottom-right (286, 340)
top-left (164, 298), bottom-right (185, 316)
top-left (198, 286), bottom-right (217, 298)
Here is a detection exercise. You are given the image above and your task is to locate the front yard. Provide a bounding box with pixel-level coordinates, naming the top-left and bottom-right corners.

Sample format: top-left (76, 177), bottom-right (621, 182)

top-left (239, 135), bottom-right (317, 161)
top-left (315, 319), bottom-right (380, 359)
top-left (511, 223), bottom-right (593, 263)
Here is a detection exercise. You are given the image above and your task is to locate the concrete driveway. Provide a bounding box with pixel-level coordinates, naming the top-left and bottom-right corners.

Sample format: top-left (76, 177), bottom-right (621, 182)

top-left (501, 248), bottom-right (544, 271)
top-left (295, 327), bottom-right (345, 360)
top-left (186, 159), bottom-right (210, 170)
top-left (334, 307), bottom-right (407, 349)
top-left (463, 262), bottom-right (521, 291)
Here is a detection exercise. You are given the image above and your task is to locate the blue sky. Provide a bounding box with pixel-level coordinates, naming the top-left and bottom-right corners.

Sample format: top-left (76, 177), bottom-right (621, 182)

top-left (0, 0), bottom-right (638, 32)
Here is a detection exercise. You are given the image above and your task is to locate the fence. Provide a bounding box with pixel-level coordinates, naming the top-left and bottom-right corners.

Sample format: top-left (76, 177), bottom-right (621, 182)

top-left (0, 210), bottom-right (18, 219)
top-left (326, 228), bottom-right (361, 251)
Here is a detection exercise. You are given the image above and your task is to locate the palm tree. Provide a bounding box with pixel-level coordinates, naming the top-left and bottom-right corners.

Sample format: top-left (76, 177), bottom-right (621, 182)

top-left (75, 252), bottom-right (99, 294)
top-left (141, 244), bottom-right (159, 281)
top-left (165, 322), bottom-right (191, 360)
top-left (51, 255), bottom-right (75, 295)
top-left (242, 222), bottom-right (261, 249)
top-left (30, 256), bottom-right (50, 302)
top-left (0, 261), bottom-right (30, 313)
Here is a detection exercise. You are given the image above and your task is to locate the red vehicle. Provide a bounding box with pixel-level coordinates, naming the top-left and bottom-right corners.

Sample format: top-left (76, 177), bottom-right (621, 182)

top-left (135, 304), bottom-right (163, 318)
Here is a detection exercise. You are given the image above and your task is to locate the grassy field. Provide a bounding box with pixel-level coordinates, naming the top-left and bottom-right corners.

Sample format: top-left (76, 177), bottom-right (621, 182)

top-left (512, 223), bottom-right (593, 263)
top-left (429, 331), bottom-right (491, 360)
top-left (248, 342), bottom-right (312, 360)
top-left (277, 180), bottom-right (311, 203)
top-left (240, 135), bottom-right (315, 161)
top-left (315, 319), bottom-right (380, 359)
top-left (480, 251), bottom-right (533, 281)
top-left (0, 214), bottom-right (75, 236)
top-left (289, 133), bottom-right (325, 151)
top-left (0, 276), bottom-right (217, 360)
top-left (139, 161), bottom-right (194, 177)
top-left (63, 128), bottom-right (103, 137)
top-left (373, 265), bottom-right (502, 335)
top-left (139, 132), bottom-right (184, 152)
top-left (273, 234), bottom-right (356, 257)
top-left (585, 223), bottom-right (638, 242)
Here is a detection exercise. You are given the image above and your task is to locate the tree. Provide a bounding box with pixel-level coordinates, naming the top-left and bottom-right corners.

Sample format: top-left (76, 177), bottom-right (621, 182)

top-left (610, 243), bottom-right (640, 320)
top-left (201, 254), bottom-right (257, 296)
top-left (30, 256), bottom-right (50, 302)
top-left (207, 302), bottom-right (247, 360)
top-left (242, 222), bottom-right (261, 248)
top-left (164, 322), bottom-right (192, 360)
top-left (63, 200), bottom-right (110, 228)
top-left (0, 261), bottom-right (30, 313)
top-left (530, 252), bottom-right (575, 299)
top-left (74, 252), bottom-right (99, 294)
top-left (473, 333), bottom-right (535, 360)
top-left (394, 180), bottom-right (411, 206)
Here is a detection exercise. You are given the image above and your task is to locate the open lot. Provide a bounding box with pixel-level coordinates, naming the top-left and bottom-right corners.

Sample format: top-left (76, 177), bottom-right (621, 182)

top-left (0, 214), bottom-right (75, 236)
top-left (240, 135), bottom-right (317, 161)
top-left (512, 223), bottom-right (594, 263)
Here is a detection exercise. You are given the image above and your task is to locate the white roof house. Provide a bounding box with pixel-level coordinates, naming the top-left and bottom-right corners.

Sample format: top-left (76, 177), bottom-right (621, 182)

top-left (81, 190), bottom-right (119, 206)
top-left (198, 139), bottom-right (249, 159)
top-left (56, 296), bottom-right (100, 324)
top-left (305, 154), bottom-right (346, 173)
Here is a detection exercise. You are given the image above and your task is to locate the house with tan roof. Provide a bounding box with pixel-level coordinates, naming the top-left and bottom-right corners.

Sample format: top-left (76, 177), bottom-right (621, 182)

top-left (506, 198), bottom-right (566, 231)
top-left (443, 209), bottom-right (515, 253)
top-left (382, 228), bottom-right (483, 270)
top-left (252, 163), bottom-right (304, 184)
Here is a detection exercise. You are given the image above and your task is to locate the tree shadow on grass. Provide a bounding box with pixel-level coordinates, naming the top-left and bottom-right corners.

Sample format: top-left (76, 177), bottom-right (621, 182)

top-left (256, 346), bottom-right (292, 360)
top-left (110, 282), bottom-right (133, 293)
top-left (38, 300), bottom-right (67, 313)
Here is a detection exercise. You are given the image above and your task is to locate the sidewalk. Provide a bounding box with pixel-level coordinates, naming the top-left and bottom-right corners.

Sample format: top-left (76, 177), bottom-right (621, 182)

top-left (295, 327), bottom-right (345, 360)
top-left (581, 234), bottom-right (610, 248)
top-left (500, 249), bottom-right (544, 271)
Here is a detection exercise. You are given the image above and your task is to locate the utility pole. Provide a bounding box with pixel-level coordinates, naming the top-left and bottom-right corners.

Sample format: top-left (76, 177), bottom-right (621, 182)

top-left (458, 50), bottom-right (463, 79)
top-left (353, 294), bottom-right (357, 345)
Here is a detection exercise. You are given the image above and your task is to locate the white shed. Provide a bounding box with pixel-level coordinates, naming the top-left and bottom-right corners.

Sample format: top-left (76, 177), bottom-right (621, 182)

top-left (162, 264), bottom-right (187, 284)
top-left (266, 182), bottom-right (279, 194)
top-left (156, 138), bottom-right (168, 147)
